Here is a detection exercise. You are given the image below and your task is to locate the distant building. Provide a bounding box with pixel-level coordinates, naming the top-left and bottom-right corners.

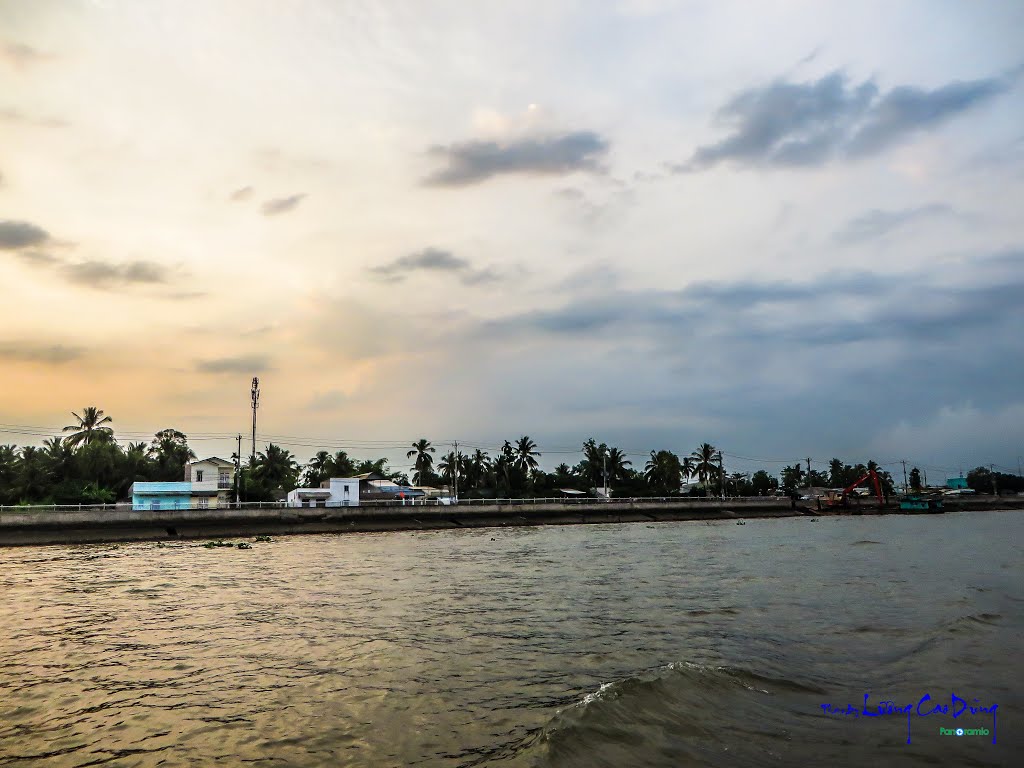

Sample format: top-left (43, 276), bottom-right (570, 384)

top-left (130, 481), bottom-right (193, 511)
top-left (186, 457), bottom-right (236, 508)
top-left (131, 456), bottom-right (237, 510)
top-left (286, 478), bottom-right (360, 508)
top-left (946, 477), bottom-right (969, 490)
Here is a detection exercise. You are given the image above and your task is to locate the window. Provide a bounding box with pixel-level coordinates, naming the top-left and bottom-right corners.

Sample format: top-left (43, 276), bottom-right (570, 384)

top-left (218, 472), bottom-right (230, 488)
top-left (151, 500), bottom-right (161, 510)
top-left (197, 497), bottom-right (209, 509)
top-left (196, 470), bottom-right (204, 482)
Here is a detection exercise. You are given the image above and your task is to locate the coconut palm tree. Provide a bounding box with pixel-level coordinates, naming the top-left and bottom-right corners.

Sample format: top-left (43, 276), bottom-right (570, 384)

top-left (466, 449), bottom-right (491, 490)
top-left (644, 449), bottom-right (682, 495)
top-left (513, 436), bottom-right (541, 473)
top-left (148, 429), bottom-right (196, 480)
top-left (406, 439), bottom-right (435, 485)
top-left (581, 438), bottom-right (607, 488)
top-left (0, 444), bottom-right (19, 504)
top-left (62, 406), bottom-right (114, 448)
top-left (438, 451), bottom-right (461, 489)
top-left (606, 447), bottom-right (632, 484)
top-left (252, 443), bottom-right (299, 490)
top-left (302, 450), bottom-right (332, 488)
top-left (690, 442), bottom-right (719, 496)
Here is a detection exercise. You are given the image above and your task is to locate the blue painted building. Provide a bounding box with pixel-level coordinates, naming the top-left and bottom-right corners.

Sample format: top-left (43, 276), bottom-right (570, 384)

top-left (130, 481), bottom-right (194, 511)
top-left (946, 477), bottom-right (969, 490)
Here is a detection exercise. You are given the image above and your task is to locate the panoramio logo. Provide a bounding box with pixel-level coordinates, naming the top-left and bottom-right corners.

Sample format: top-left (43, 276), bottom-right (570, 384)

top-left (939, 727), bottom-right (990, 737)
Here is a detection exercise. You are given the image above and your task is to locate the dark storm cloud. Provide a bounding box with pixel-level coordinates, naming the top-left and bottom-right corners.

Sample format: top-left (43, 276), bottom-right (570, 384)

top-left (459, 250), bottom-right (1024, 467)
top-left (261, 194), bottom-right (306, 215)
top-left (683, 71), bottom-right (1009, 170)
top-left (196, 355), bottom-right (272, 374)
top-left (424, 131), bottom-right (609, 186)
top-left (371, 248), bottom-right (499, 286)
top-left (479, 253), bottom-right (1024, 351)
top-left (834, 204), bottom-right (955, 245)
top-left (0, 219), bottom-right (49, 249)
top-left (63, 260), bottom-right (169, 287)
top-left (0, 341), bottom-right (85, 365)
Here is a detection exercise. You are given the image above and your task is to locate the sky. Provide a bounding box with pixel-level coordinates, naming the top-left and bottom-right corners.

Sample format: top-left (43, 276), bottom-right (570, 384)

top-left (2, 0), bottom-right (1023, 481)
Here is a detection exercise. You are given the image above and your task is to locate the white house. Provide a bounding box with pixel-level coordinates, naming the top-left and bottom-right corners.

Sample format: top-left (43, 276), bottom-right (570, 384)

top-left (185, 456), bottom-right (236, 508)
top-left (287, 477), bottom-right (360, 508)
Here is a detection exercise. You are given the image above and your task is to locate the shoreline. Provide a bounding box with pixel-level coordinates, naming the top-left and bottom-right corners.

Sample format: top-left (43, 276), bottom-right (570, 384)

top-left (2, 496), bottom-right (1021, 547)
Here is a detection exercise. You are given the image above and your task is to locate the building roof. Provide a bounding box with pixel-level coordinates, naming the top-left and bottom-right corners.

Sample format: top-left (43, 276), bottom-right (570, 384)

top-left (194, 456), bottom-right (235, 467)
top-left (291, 488), bottom-right (332, 498)
top-left (352, 472), bottom-right (388, 481)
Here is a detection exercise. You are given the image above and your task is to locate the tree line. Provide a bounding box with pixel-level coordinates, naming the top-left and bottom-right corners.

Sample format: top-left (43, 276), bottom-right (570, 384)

top-left (1, 406), bottom-right (1020, 505)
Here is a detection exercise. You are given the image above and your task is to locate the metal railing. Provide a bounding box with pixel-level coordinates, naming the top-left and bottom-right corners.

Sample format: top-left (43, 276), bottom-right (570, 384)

top-left (1, 495), bottom-right (788, 513)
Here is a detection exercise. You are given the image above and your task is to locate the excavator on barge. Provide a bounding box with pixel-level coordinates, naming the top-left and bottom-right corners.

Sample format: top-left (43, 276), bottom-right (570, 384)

top-left (818, 470), bottom-right (885, 511)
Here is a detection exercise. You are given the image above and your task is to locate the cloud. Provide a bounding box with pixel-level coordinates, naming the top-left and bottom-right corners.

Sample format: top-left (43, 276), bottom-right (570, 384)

top-left (0, 341), bottom-right (85, 365)
top-left (833, 204), bottom-right (956, 245)
top-left (0, 220), bottom-right (50, 249)
top-left (684, 71), bottom-right (1009, 170)
top-left (230, 186), bottom-right (254, 201)
top-left (308, 390), bottom-right (349, 411)
top-left (14, 250), bottom-right (60, 265)
top-left (371, 247), bottom-right (500, 285)
top-left (1, 41), bottom-right (52, 70)
top-left (62, 260), bottom-right (169, 287)
top-left (424, 131), bottom-right (609, 186)
top-left (261, 194), bottom-right (306, 215)
top-left (196, 355), bottom-right (273, 374)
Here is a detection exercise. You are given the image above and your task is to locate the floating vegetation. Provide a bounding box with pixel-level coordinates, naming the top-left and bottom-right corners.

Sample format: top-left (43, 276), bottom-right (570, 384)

top-left (253, 535), bottom-right (272, 542)
top-left (236, 542), bottom-right (252, 550)
top-left (201, 540), bottom-right (234, 549)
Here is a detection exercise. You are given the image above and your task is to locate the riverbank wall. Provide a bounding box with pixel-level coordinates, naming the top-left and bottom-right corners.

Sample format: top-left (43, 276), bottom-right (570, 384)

top-left (1, 496), bottom-right (1020, 546)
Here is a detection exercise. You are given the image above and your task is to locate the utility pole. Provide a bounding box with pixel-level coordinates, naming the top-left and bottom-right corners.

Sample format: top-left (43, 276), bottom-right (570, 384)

top-left (990, 464), bottom-right (998, 496)
top-left (453, 440), bottom-right (459, 501)
top-left (719, 452), bottom-right (725, 499)
top-left (603, 453), bottom-right (608, 497)
top-left (235, 433), bottom-right (242, 507)
top-left (250, 377), bottom-right (260, 462)
top-left (806, 457), bottom-right (812, 489)
top-left (901, 460), bottom-right (908, 494)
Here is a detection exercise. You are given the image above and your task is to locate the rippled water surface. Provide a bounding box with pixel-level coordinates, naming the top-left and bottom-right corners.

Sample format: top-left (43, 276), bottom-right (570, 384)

top-left (2, 511), bottom-right (1022, 767)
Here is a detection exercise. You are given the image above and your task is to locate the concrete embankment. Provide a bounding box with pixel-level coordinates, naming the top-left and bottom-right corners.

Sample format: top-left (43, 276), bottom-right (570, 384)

top-left (1, 496), bottom-right (1020, 546)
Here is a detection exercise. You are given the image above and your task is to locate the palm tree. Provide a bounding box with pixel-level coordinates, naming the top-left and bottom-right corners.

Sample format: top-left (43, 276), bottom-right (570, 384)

top-left (438, 451), bottom-right (461, 489)
top-left (148, 429), bottom-right (196, 480)
top-left (406, 439), bottom-right (435, 485)
top-left (606, 447), bottom-right (632, 484)
top-left (41, 436), bottom-right (75, 479)
top-left (0, 444), bottom-right (20, 505)
top-left (644, 449), bottom-right (683, 495)
top-left (681, 455), bottom-right (695, 484)
top-left (62, 406), bottom-right (114, 448)
top-left (513, 436), bottom-right (541, 473)
top-left (328, 450), bottom-right (357, 477)
top-left (252, 443), bottom-right (299, 490)
top-left (581, 438), bottom-right (608, 488)
top-left (690, 442), bottom-right (719, 496)
top-left (302, 450), bottom-right (332, 487)
top-left (466, 449), bottom-right (491, 490)
top-left (829, 458), bottom-right (845, 487)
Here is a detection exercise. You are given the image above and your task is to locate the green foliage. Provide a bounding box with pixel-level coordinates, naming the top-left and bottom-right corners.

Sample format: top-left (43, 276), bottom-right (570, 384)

top-left (406, 439), bottom-right (435, 485)
top-left (644, 450), bottom-right (683, 495)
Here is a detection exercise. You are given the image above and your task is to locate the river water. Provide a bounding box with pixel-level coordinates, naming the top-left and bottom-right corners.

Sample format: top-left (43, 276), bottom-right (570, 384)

top-left (1, 511), bottom-right (1021, 767)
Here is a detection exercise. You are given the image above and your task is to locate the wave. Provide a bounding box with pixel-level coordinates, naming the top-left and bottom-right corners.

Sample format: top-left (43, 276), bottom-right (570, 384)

top-left (516, 662), bottom-right (827, 767)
